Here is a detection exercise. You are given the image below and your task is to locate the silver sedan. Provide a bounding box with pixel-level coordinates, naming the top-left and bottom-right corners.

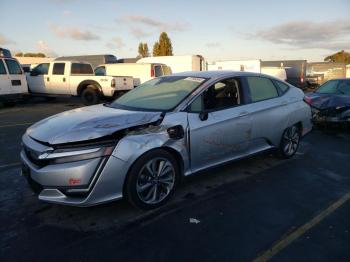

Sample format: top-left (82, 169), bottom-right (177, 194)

top-left (21, 71), bottom-right (312, 209)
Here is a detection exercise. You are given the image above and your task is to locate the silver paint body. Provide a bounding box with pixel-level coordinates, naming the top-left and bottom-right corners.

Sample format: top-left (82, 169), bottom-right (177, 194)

top-left (20, 71), bottom-right (312, 206)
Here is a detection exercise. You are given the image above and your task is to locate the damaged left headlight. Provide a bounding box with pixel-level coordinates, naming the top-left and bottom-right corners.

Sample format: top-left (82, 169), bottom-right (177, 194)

top-left (38, 144), bottom-right (115, 164)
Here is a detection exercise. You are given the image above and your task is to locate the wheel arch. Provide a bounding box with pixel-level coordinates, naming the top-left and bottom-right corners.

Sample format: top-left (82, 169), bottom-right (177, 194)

top-left (121, 146), bottom-right (185, 196)
top-left (77, 80), bottom-right (102, 96)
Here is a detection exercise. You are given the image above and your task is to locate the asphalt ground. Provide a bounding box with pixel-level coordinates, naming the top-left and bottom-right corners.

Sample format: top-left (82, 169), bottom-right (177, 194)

top-left (0, 98), bottom-right (349, 262)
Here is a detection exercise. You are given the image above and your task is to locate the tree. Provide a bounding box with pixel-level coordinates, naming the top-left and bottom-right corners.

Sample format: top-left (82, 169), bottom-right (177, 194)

top-left (324, 50), bottom-right (350, 63)
top-left (15, 52), bottom-right (23, 57)
top-left (153, 42), bottom-right (160, 56)
top-left (152, 32), bottom-right (173, 56)
top-left (23, 52), bottom-right (46, 57)
top-left (138, 42), bottom-right (149, 58)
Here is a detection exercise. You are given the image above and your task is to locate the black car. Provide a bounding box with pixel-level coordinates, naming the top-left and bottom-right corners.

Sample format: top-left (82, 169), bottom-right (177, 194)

top-left (304, 79), bottom-right (350, 124)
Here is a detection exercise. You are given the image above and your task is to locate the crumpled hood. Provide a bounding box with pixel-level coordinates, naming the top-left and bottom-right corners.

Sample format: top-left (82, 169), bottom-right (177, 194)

top-left (26, 104), bottom-right (162, 145)
top-left (306, 92), bottom-right (350, 110)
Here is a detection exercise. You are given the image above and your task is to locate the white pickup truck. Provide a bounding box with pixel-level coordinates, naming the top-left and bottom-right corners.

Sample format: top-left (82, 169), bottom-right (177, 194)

top-left (27, 61), bottom-right (133, 105)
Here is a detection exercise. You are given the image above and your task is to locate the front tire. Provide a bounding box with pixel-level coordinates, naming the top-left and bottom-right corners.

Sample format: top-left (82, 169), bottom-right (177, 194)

top-left (81, 86), bottom-right (100, 105)
top-left (124, 149), bottom-right (180, 210)
top-left (279, 125), bottom-right (301, 158)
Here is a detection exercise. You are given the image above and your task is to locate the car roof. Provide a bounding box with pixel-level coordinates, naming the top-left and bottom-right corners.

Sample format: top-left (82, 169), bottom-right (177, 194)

top-left (171, 70), bottom-right (263, 79)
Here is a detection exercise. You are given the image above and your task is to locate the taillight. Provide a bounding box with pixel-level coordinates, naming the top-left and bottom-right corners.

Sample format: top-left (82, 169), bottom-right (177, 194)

top-left (303, 95), bottom-right (312, 105)
top-left (151, 68), bottom-right (155, 77)
top-left (111, 78), bottom-right (116, 88)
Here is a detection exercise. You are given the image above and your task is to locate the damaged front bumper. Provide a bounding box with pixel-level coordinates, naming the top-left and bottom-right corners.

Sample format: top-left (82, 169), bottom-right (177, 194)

top-left (311, 107), bottom-right (350, 124)
top-left (20, 134), bottom-right (131, 207)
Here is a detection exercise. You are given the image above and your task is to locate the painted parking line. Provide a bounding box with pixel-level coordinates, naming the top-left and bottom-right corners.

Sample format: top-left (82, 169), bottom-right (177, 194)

top-left (0, 162), bottom-right (21, 169)
top-left (253, 191), bottom-right (350, 262)
top-left (0, 122), bottom-right (33, 128)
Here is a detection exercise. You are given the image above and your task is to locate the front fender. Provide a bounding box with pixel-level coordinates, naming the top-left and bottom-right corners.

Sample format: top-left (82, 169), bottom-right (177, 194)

top-left (112, 130), bottom-right (190, 175)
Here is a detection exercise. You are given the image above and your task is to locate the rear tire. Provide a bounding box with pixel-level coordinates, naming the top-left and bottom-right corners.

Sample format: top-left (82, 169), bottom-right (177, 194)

top-left (124, 149), bottom-right (180, 210)
top-left (278, 125), bottom-right (301, 158)
top-left (81, 86), bottom-right (100, 105)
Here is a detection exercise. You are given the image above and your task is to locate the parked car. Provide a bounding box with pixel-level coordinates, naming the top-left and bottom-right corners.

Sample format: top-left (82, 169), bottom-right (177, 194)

top-left (27, 61), bottom-right (133, 105)
top-left (304, 78), bottom-right (350, 124)
top-left (137, 55), bottom-right (206, 73)
top-left (20, 71), bottom-right (312, 209)
top-left (0, 55), bottom-right (28, 102)
top-left (55, 54), bottom-right (117, 69)
top-left (95, 63), bottom-right (172, 86)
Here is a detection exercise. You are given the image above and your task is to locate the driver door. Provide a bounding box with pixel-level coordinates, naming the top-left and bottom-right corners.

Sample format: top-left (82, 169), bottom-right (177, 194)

top-left (28, 63), bottom-right (50, 94)
top-left (187, 77), bottom-right (253, 173)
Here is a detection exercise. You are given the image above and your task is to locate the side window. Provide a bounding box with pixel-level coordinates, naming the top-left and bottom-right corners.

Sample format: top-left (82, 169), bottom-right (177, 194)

top-left (71, 63), bottom-right (93, 74)
top-left (247, 76), bottom-right (278, 102)
top-left (0, 60), bottom-right (7, 74)
top-left (338, 80), bottom-right (350, 95)
top-left (33, 63), bottom-right (49, 75)
top-left (189, 95), bottom-right (203, 112)
top-left (273, 80), bottom-right (289, 94)
top-left (190, 78), bottom-right (242, 112)
top-left (52, 63), bottom-right (65, 75)
top-left (154, 65), bottom-right (163, 77)
top-left (5, 59), bottom-right (22, 75)
top-left (94, 66), bottom-right (106, 76)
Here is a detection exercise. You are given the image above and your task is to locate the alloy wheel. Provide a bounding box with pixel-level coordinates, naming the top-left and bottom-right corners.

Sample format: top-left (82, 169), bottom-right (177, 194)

top-left (282, 126), bottom-right (300, 156)
top-left (136, 158), bottom-right (176, 205)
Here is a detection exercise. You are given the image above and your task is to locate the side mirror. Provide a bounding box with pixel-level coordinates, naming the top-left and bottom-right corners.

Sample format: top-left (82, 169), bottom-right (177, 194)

top-left (199, 111), bottom-right (208, 121)
top-left (30, 71), bottom-right (39, 76)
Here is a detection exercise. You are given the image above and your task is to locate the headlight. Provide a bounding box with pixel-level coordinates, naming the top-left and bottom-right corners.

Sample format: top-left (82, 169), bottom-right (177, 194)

top-left (38, 145), bottom-right (115, 164)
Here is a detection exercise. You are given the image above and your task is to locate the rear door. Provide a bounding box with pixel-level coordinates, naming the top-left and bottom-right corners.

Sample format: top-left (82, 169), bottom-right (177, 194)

top-left (244, 76), bottom-right (288, 153)
top-left (4, 59), bottom-right (27, 94)
top-left (0, 59), bottom-right (11, 95)
top-left (49, 62), bottom-right (69, 94)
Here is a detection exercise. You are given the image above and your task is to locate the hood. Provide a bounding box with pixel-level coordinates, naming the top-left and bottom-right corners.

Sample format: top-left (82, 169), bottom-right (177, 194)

top-left (306, 92), bottom-right (350, 110)
top-left (26, 104), bottom-right (162, 145)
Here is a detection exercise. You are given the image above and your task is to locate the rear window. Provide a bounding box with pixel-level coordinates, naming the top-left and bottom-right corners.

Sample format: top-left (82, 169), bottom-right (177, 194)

top-left (162, 65), bottom-right (172, 75)
top-left (247, 76), bottom-right (278, 102)
top-left (52, 63), bottom-right (65, 75)
top-left (94, 66), bottom-right (106, 76)
top-left (71, 63), bottom-right (93, 75)
top-left (0, 60), bottom-right (6, 74)
top-left (5, 59), bottom-right (22, 75)
top-left (154, 65), bottom-right (163, 77)
top-left (273, 80), bottom-right (289, 94)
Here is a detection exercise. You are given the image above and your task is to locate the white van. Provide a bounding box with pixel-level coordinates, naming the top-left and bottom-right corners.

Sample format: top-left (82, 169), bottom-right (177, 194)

top-left (0, 56), bottom-right (28, 102)
top-left (95, 63), bottom-right (171, 86)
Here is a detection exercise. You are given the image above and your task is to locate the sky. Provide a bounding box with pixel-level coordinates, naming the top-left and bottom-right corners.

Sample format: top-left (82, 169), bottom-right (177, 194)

top-left (1, 0), bottom-right (349, 62)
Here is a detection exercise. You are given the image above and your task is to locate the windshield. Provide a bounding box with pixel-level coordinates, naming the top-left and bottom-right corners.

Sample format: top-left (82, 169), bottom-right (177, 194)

top-left (110, 76), bottom-right (207, 111)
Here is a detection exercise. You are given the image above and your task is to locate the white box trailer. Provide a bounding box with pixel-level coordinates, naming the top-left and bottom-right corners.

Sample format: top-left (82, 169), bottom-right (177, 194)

top-left (137, 55), bottom-right (206, 73)
top-left (208, 59), bottom-right (261, 73)
top-left (208, 59), bottom-right (287, 81)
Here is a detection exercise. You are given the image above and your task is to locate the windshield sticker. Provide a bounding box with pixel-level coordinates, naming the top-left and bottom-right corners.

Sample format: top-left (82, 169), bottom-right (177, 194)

top-left (184, 77), bottom-right (205, 83)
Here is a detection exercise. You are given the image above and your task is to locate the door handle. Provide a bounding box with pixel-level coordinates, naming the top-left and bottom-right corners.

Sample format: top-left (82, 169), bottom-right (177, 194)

top-left (63, 77), bottom-right (66, 82)
top-left (280, 101), bottom-right (288, 105)
top-left (239, 111), bottom-right (249, 117)
top-left (47, 77), bottom-right (50, 82)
